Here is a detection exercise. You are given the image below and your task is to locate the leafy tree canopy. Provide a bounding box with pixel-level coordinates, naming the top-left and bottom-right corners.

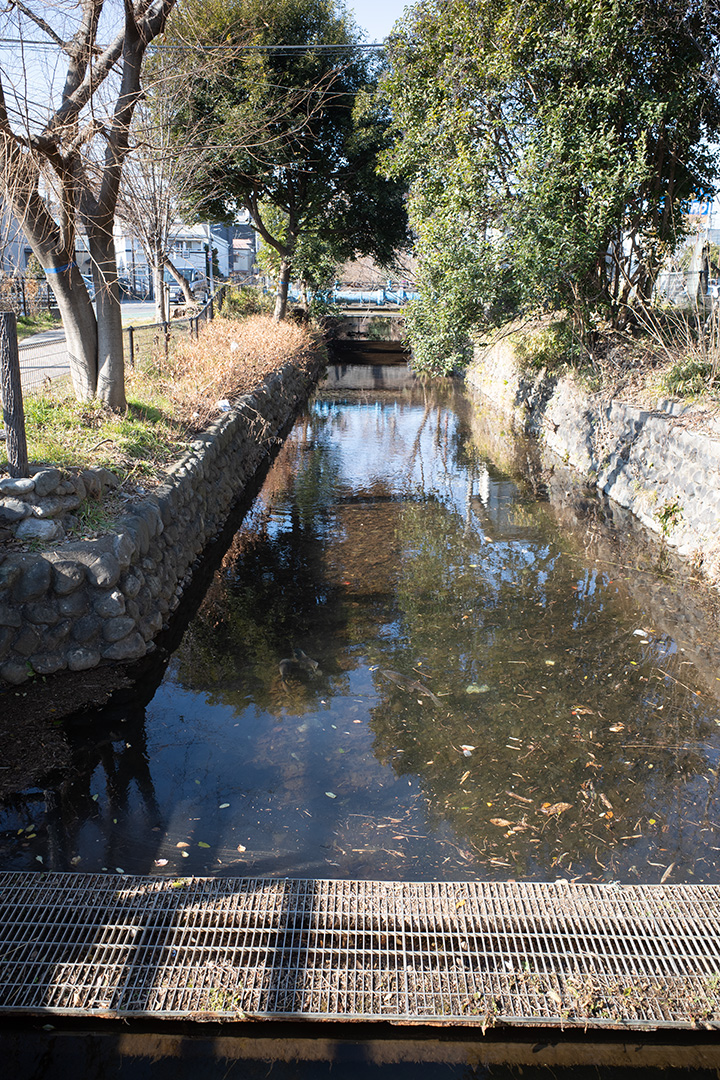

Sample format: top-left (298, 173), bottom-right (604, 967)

top-left (383, 0), bottom-right (720, 373)
top-left (164, 0), bottom-right (410, 317)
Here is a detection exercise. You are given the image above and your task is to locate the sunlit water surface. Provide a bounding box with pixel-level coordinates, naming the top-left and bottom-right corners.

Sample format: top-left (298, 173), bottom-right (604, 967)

top-left (3, 375), bottom-right (720, 885)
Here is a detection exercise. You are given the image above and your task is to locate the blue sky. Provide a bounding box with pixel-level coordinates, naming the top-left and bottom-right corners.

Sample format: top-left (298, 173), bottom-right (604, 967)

top-left (348, 0), bottom-right (410, 41)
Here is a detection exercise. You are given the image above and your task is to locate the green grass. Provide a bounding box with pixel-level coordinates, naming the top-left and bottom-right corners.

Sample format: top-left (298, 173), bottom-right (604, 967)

top-left (16, 385), bottom-right (193, 482)
top-left (2, 314), bottom-right (320, 491)
top-left (16, 311), bottom-right (62, 341)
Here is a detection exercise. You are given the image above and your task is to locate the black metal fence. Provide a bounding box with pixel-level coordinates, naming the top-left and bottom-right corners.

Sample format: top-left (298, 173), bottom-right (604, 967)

top-left (16, 288), bottom-right (226, 396)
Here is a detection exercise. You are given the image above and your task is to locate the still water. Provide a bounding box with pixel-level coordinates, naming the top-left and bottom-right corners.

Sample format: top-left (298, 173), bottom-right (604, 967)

top-left (3, 374), bottom-right (720, 886)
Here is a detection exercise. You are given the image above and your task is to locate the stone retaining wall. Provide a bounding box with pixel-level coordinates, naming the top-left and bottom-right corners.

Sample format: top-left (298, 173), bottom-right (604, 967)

top-left (466, 337), bottom-right (720, 587)
top-left (0, 356), bottom-right (324, 688)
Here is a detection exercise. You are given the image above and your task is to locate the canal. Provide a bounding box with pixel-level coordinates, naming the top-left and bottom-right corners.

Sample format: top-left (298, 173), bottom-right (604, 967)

top-left (2, 365), bottom-right (720, 890)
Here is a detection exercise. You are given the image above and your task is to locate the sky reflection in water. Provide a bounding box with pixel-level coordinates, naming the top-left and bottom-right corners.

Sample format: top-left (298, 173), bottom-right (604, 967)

top-left (3, 379), bottom-right (720, 885)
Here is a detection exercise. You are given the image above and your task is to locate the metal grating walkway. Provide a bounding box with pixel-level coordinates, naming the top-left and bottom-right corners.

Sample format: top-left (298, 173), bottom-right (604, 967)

top-left (0, 873), bottom-right (719, 1030)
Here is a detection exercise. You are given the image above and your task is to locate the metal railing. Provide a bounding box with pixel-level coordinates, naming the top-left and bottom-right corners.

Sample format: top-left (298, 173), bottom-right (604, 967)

top-left (16, 287), bottom-right (226, 396)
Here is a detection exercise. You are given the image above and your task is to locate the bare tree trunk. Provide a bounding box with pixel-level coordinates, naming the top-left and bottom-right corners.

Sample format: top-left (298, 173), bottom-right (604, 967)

top-left (163, 256), bottom-right (194, 304)
top-left (88, 224), bottom-right (126, 411)
top-left (274, 259), bottom-right (292, 320)
top-left (153, 261), bottom-right (168, 324)
top-left (48, 265), bottom-right (98, 401)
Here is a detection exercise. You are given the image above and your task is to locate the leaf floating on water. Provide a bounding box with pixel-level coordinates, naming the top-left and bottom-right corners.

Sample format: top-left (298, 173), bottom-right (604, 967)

top-left (660, 862), bottom-right (676, 884)
top-left (176, 842), bottom-right (189, 849)
top-left (540, 802), bottom-right (573, 816)
top-left (181, 851), bottom-right (189, 858)
top-left (219, 803), bottom-right (230, 809)
top-left (35, 855), bottom-right (43, 864)
top-left (490, 818), bottom-right (513, 828)
top-left (154, 859), bottom-right (168, 867)
top-left (91, 794), bottom-right (99, 801)
top-left (325, 791), bottom-right (337, 799)
top-left (198, 841), bottom-right (211, 848)
top-left (116, 868), bottom-right (125, 874)
top-left (466, 684), bottom-right (489, 694)
top-left (237, 844), bottom-right (247, 853)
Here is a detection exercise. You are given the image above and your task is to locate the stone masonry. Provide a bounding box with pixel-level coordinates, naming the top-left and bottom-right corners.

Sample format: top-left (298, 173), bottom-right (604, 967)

top-left (0, 356), bottom-right (324, 688)
top-left (467, 336), bottom-right (720, 587)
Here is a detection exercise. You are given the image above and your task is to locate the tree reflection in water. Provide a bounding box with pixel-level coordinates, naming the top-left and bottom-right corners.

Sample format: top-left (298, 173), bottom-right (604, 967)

top-left (2, 381), bottom-right (720, 883)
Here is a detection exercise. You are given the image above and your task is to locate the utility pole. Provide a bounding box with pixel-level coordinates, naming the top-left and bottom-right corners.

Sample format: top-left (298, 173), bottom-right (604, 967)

top-left (0, 312), bottom-right (28, 477)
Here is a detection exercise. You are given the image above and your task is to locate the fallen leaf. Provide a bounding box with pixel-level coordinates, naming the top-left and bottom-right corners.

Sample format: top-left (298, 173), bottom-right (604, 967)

top-left (219, 803), bottom-right (230, 809)
top-left (490, 818), bottom-right (513, 827)
top-left (154, 859), bottom-right (168, 867)
top-left (198, 841), bottom-right (210, 848)
top-left (325, 791), bottom-right (337, 799)
top-left (176, 842), bottom-right (189, 849)
top-left (181, 851), bottom-right (189, 858)
top-left (539, 802), bottom-right (573, 816)
top-left (237, 844), bottom-right (247, 853)
top-left (660, 862), bottom-right (676, 884)
top-left (466, 684), bottom-right (490, 694)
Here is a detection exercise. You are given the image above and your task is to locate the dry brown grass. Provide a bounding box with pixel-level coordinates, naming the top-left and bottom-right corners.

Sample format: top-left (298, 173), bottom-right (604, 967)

top-left (156, 315), bottom-right (322, 430)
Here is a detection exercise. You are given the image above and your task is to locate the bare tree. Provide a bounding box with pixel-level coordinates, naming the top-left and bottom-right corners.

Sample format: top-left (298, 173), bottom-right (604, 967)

top-left (0, 0), bottom-right (178, 408)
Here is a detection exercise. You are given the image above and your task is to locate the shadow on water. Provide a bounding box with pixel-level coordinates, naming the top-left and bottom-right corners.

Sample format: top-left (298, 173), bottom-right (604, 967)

top-left (2, 373), bottom-right (720, 887)
top-left (4, 370), bottom-right (720, 1077)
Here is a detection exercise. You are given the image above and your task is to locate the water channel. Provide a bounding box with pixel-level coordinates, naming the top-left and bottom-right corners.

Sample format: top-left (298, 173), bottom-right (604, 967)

top-left (5, 362), bottom-right (720, 1077)
top-left (2, 364), bottom-right (720, 891)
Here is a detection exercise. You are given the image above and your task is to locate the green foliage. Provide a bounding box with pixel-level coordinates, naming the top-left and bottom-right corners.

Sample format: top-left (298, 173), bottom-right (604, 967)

top-left (656, 498), bottom-right (684, 536)
top-left (165, 0), bottom-right (410, 316)
top-left (219, 285), bottom-right (275, 318)
top-left (513, 321), bottom-right (585, 373)
top-left (661, 355), bottom-right (717, 396)
top-left (383, 0), bottom-right (720, 365)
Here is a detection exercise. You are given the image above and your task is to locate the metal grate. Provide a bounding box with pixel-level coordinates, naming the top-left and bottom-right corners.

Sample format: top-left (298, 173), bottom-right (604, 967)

top-left (0, 873), bottom-right (719, 1029)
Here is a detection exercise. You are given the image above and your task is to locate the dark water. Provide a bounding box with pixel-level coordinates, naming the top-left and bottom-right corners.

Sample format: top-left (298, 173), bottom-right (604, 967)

top-left (3, 376), bottom-right (720, 887)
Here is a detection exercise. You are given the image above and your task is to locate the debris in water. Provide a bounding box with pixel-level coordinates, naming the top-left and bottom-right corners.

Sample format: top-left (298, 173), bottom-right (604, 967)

top-left (539, 802), bottom-right (573, 816)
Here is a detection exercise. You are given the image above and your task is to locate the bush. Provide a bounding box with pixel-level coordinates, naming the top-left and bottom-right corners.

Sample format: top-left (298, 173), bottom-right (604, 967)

top-left (219, 285), bottom-right (274, 318)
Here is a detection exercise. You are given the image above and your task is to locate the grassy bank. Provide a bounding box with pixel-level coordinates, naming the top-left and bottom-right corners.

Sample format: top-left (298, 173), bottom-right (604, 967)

top-left (3, 314), bottom-right (323, 490)
top-left (16, 310), bottom-right (62, 341)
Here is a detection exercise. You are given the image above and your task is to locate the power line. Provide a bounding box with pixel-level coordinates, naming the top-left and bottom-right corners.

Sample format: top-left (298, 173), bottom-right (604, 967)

top-left (0, 37), bottom-right (387, 52)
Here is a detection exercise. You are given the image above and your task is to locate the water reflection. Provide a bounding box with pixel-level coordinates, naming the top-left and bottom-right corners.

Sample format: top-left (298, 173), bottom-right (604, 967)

top-left (2, 379), bottom-right (720, 884)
